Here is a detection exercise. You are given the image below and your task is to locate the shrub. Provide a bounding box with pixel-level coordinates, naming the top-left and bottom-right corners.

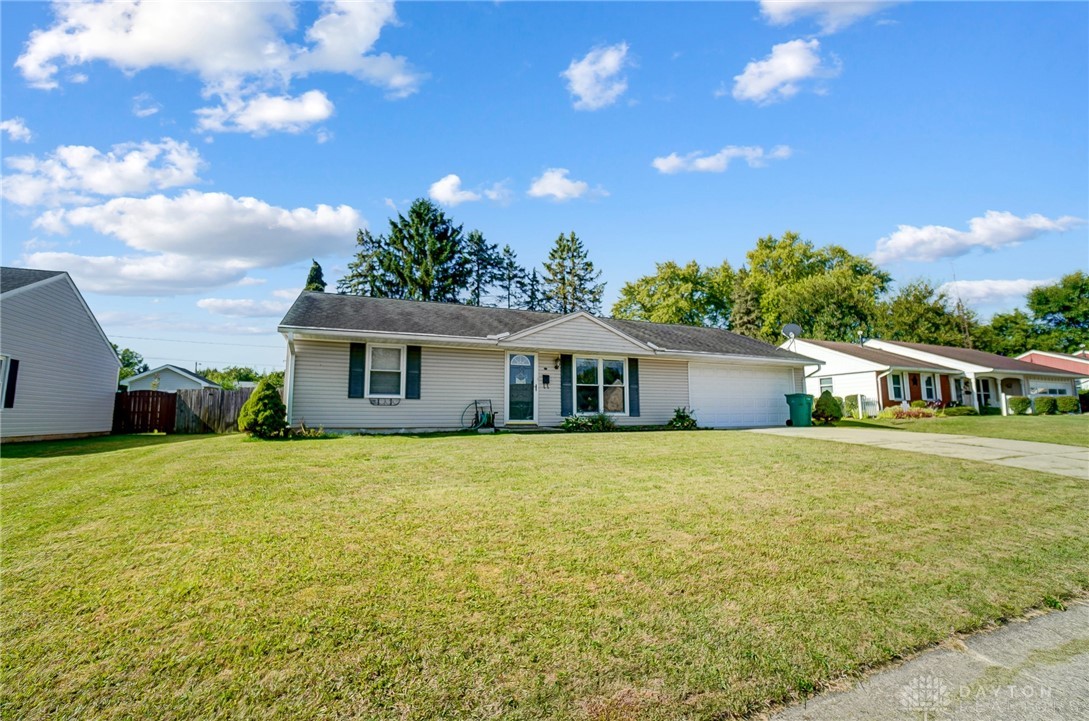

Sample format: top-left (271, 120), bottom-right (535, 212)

top-left (938, 406), bottom-right (978, 417)
top-left (843, 394), bottom-right (860, 419)
top-left (561, 415), bottom-right (593, 432)
top-left (910, 400), bottom-right (928, 409)
top-left (1008, 396), bottom-right (1031, 415)
top-left (667, 407), bottom-right (698, 430)
top-left (1080, 390), bottom-right (1089, 413)
top-left (1057, 396), bottom-right (1079, 414)
top-left (879, 406), bottom-right (936, 420)
top-left (237, 378), bottom-right (288, 438)
top-left (1034, 397), bottom-right (1058, 415)
top-left (812, 390), bottom-right (843, 425)
top-left (561, 414), bottom-right (616, 432)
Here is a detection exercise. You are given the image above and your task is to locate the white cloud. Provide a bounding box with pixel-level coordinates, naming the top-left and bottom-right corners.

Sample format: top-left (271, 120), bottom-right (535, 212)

top-left (2, 138), bottom-right (203, 207)
top-left (35, 190), bottom-right (360, 267)
top-left (15, 1), bottom-right (422, 134)
top-left (732, 39), bottom-right (840, 105)
top-left (132, 93), bottom-right (161, 118)
top-left (527, 168), bottom-right (606, 201)
top-left (237, 277), bottom-right (268, 287)
top-left (22, 252), bottom-right (252, 295)
top-left (872, 210), bottom-right (1085, 263)
top-left (1, 117), bottom-right (33, 142)
top-left (562, 42), bottom-right (632, 111)
top-left (483, 180), bottom-right (513, 204)
top-left (197, 298), bottom-right (292, 318)
top-left (939, 278), bottom-right (1055, 308)
top-left (196, 90), bottom-right (335, 134)
top-left (652, 145), bottom-right (792, 174)
top-left (760, 1), bottom-right (896, 34)
top-left (428, 174), bottom-right (481, 206)
top-left (272, 288), bottom-right (302, 300)
top-left (26, 190), bottom-right (361, 295)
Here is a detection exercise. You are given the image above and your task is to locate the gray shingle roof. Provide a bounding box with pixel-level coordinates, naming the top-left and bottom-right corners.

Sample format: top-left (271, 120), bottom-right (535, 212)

top-left (1, 267), bottom-right (66, 294)
top-left (280, 292), bottom-right (812, 362)
top-left (802, 339), bottom-right (961, 372)
top-left (880, 340), bottom-right (1083, 377)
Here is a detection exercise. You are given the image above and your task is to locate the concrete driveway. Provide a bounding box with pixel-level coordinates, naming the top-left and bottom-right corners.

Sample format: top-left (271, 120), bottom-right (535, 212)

top-left (766, 600), bottom-right (1089, 721)
top-left (751, 427), bottom-right (1089, 480)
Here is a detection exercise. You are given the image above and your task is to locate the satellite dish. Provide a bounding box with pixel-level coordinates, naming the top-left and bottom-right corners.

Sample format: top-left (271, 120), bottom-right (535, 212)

top-left (781, 323), bottom-right (802, 340)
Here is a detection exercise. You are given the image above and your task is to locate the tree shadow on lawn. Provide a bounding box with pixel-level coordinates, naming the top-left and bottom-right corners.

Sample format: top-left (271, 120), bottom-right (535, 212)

top-left (1, 433), bottom-right (214, 459)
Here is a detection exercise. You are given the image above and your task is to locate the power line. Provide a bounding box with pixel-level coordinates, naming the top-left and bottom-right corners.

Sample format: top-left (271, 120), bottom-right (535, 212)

top-left (141, 355), bottom-right (283, 370)
top-left (111, 334), bottom-right (282, 349)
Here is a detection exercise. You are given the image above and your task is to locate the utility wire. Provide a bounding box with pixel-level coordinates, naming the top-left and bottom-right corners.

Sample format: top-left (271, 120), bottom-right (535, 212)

top-left (111, 334), bottom-right (281, 349)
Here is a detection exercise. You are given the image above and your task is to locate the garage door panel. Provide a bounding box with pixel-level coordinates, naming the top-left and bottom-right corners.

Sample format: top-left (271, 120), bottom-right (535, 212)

top-left (689, 363), bottom-right (794, 428)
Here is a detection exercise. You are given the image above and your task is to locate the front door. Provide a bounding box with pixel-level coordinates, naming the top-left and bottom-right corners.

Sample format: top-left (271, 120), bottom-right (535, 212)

top-left (977, 378), bottom-right (992, 407)
top-left (506, 353), bottom-right (536, 423)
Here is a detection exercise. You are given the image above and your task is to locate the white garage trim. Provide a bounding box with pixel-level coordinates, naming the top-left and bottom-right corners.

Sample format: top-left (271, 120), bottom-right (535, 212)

top-left (688, 362), bottom-right (795, 428)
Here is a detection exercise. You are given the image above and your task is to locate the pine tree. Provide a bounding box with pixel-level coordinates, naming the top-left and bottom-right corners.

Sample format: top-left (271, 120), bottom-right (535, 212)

top-left (304, 259), bottom-right (326, 292)
top-left (337, 229), bottom-right (391, 297)
top-left (523, 269), bottom-right (545, 311)
top-left (730, 269), bottom-right (762, 338)
top-left (495, 245), bottom-right (528, 309)
top-left (541, 231), bottom-right (604, 314)
top-left (464, 230), bottom-right (502, 306)
top-left (378, 199), bottom-right (470, 303)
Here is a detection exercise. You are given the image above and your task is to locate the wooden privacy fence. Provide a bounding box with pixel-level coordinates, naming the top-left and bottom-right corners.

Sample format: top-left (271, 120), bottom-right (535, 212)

top-left (113, 390), bottom-right (176, 434)
top-left (113, 387), bottom-right (254, 434)
top-left (175, 387), bottom-right (254, 433)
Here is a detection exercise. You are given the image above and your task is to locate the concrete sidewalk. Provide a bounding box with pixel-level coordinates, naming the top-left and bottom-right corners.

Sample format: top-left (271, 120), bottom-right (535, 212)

top-left (751, 427), bottom-right (1089, 480)
top-left (767, 601), bottom-right (1089, 721)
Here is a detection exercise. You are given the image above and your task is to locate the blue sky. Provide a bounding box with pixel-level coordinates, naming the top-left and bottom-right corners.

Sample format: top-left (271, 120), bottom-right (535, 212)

top-left (2, 1), bottom-right (1086, 373)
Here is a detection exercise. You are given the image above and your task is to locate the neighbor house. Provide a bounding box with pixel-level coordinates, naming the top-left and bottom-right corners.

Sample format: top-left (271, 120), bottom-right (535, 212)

top-left (1015, 350), bottom-right (1089, 392)
top-left (781, 338), bottom-right (964, 415)
top-left (864, 340), bottom-right (1080, 415)
top-left (277, 293), bottom-right (818, 431)
top-left (0, 267), bottom-right (120, 442)
top-left (122, 364), bottom-right (220, 392)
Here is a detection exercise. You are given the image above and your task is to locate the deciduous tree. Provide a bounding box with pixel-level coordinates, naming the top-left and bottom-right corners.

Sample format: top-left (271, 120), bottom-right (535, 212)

top-left (611, 260), bottom-right (733, 327)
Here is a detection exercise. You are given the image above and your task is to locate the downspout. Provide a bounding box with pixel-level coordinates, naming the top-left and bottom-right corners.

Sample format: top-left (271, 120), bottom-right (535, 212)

top-left (284, 332), bottom-right (296, 427)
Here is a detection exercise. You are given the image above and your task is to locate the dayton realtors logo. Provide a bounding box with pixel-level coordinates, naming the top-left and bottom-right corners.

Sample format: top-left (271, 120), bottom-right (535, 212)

top-left (899, 675), bottom-right (951, 720)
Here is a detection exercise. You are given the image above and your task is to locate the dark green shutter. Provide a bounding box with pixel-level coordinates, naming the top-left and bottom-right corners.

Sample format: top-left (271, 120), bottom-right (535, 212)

top-left (348, 343), bottom-right (366, 398)
top-left (405, 346), bottom-right (421, 399)
top-left (3, 359), bottom-right (18, 408)
top-left (560, 354), bottom-right (573, 416)
top-left (628, 358), bottom-right (640, 417)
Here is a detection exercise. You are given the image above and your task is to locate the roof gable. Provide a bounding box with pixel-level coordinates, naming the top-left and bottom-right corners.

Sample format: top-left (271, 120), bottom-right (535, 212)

top-left (500, 312), bottom-right (652, 353)
top-left (123, 364), bottom-right (219, 387)
top-left (1, 267), bottom-right (66, 295)
top-left (872, 340), bottom-right (1082, 376)
top-left (797, 339), bottom-right (960, 372)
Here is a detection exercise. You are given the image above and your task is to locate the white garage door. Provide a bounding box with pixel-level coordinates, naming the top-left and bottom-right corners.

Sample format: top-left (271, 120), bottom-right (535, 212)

top-left (689, 362), bottom-right (795, 428)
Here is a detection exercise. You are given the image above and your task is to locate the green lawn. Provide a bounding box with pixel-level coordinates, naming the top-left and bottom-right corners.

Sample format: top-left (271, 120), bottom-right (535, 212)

top-left (839, 413), bottom-right (1089, 447)
top-left (3, 432), bottom-right (1088, 720)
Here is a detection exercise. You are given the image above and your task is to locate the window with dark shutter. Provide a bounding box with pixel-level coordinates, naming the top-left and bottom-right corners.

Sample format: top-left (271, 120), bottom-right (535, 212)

top-left (405, 346), bottom-right (421, 399)
top-left (348, 344), bottom-right (366, 398)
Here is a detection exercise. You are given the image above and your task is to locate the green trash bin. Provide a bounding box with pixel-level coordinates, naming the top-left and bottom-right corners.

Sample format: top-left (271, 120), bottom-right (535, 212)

top-left (784, 393), bottom-right (814, 427)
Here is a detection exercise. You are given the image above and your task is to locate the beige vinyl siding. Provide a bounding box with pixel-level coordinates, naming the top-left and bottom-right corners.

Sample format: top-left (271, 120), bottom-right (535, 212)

top-left (125, 368), bottom-right (208, 392)
top-left (537, 357), bottom-right (688, 427)
top-left (291, 340), bottom-right (506, 429)
top-left (504, 315), bottom-right (645, 355)
top-left (0, 278), bottom-right (119, 441)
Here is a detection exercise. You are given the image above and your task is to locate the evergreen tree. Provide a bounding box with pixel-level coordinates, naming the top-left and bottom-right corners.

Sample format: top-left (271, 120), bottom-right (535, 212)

top-left (238, 377), bottom-right (288, 439)
top-left (523, 269), bottom-right (546, 311)
top-left (304, 259), bottom-right (326, 292)
top-left (541, 231), bottom-right (605, 314)
top-left (464, 230), bottom-right (502, 306)
top-left (337, 229), bottom-right (391, 297)
top-left (729, 270), bottom-right (762, 338)
top-left (379, 199), bottom-right (470, 303)
top-left (495, 245), bottom-right (528, 309)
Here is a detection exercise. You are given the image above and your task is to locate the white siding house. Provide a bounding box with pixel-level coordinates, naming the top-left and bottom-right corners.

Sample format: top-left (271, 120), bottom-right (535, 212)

top-left (122, 364), bottom-right (220, 392)
top-left (0, 268), bottom-right (120, 442)
top-left (279, 294), bottom-right (818, 432)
